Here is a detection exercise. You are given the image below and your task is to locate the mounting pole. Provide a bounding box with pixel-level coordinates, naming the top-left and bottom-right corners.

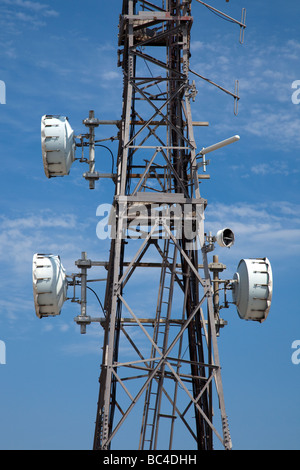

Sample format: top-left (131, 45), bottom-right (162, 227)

top-left (83, 110), bottom-right (100, 189)
top-left (74, 252), bottom-right (92, 334)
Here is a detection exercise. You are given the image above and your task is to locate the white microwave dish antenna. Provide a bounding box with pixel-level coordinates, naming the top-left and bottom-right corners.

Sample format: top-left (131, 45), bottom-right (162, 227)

top-left (32, 254), bottom-right (68, 319)
top-left (41, 115), bottom-right (75, 178)
top-left (232, 258), bottom-right (273, 323)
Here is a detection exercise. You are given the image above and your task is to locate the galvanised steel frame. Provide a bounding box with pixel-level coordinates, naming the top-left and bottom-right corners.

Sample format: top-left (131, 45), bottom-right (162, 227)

top-left (93, 0), bottom-right (231, 451)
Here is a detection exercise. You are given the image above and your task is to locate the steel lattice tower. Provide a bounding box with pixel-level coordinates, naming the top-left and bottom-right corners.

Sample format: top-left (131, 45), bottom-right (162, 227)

top-left (35, 0), bottom-right (274, 452)
top-left (93, 0), bottom-right (232, 451)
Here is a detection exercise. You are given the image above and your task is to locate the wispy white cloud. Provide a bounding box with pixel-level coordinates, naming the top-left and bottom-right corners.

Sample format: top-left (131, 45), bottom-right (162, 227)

top-left (0, 211), bottom-right (94, 276)
top-left (0, 0), bottom-right (59, 38)
top-left (0, 0), bottom-right (58, 17)
top-left (190, 35), bottom-right (300, 150)
top-left (250, 161), bottom-right (299, 177)
top-left (101, 70), bottom-right (121, 81)
top-left (229, 158), bottom-right (300, 179)
top-left (0, 213), bottom-right (77, 230)
top-left (205, 200), bottom-right (300, 262)
top-left (0, 39), bottom-right (17, 58)
top-left (60, 325), bottom-right (103, 357)
top-left (241, 105), bottom-right (300, 147)
top-left (14, 10), bottom-right (45, 27)
top-left (0, 296), bottom-right (36, 323)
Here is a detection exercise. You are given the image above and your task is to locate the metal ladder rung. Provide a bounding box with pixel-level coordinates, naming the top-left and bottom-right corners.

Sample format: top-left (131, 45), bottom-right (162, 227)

top-left (159, 414), bottom-right (177, 419)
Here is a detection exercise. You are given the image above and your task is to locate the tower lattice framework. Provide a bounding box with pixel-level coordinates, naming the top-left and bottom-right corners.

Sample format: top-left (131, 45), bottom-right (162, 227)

top-left (93, 0), bottom-right (232, 451)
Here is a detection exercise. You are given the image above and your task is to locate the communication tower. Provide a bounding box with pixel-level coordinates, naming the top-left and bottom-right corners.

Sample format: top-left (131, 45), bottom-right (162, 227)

top-left (33, 0), bottom-right (273, 451)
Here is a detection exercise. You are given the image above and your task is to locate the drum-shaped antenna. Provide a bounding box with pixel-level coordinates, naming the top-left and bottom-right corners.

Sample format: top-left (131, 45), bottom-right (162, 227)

top-left (33, 254), bottom-right (68, 318)
top-left (41, 115), bottom-right (75, 178)
top-left (232, 258), bottom-right (273, 323)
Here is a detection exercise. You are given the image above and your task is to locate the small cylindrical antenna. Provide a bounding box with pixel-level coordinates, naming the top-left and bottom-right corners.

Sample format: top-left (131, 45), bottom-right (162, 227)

top-left (199, 135), bottom-right (240, 156)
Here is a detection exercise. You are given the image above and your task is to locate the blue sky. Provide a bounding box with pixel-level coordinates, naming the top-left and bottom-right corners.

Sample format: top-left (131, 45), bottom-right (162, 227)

top-left (0, 0), bottom-right (299, 450)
